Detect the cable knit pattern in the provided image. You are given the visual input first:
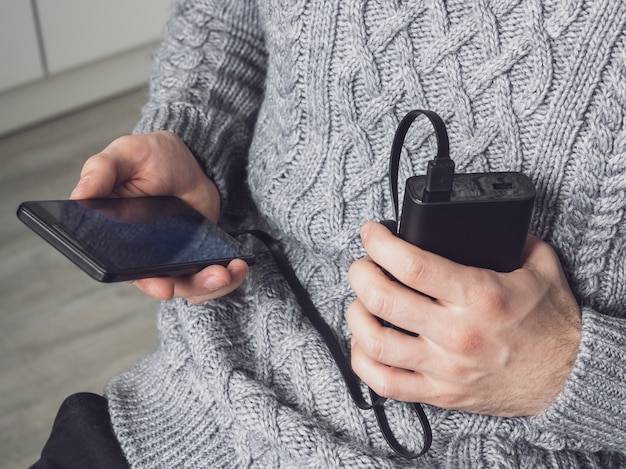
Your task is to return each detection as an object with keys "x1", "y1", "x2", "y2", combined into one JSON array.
[{"x1": 110, "y1": 0, "x2": 626, "y2": 467}]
